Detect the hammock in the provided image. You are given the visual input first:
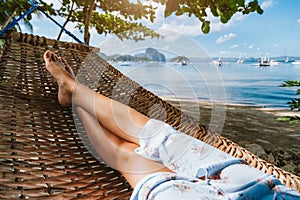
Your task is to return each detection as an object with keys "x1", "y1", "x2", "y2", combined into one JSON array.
[{"x1": 0, "y1": 31, "x2": 299, "y2": 199}]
